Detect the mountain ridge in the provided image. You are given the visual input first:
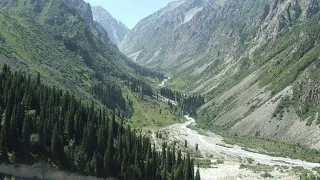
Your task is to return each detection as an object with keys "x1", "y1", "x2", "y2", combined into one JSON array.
[
  {"x1": 120, "y1": 0, "x2": 320, "y2": 147},
  {"x1": 0, "y1": 0, "x2": 164, "y2": 113},
  {"x1": 91, "y1": 5, "x2": 129, "y2": 46}
]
